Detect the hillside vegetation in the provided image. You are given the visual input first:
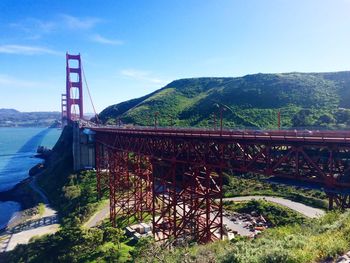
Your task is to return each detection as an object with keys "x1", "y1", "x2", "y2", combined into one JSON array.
[
  {"x1": 134, "y1": 212, "x2": 350, "y2": 263},
  {"x1": 99, "y1": 71, "x2": 350, "y2": 129}
]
